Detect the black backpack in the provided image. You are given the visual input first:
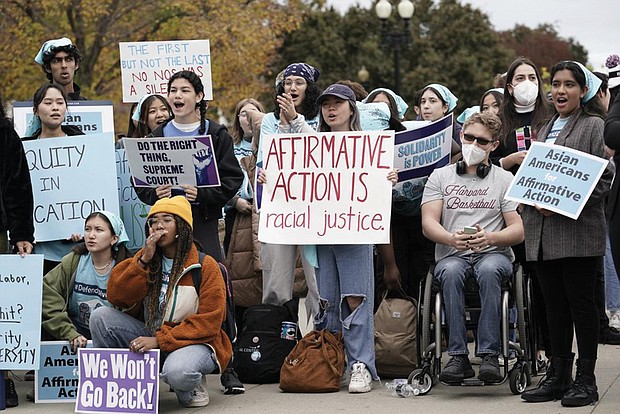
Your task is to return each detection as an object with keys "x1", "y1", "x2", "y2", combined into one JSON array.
[
  {"x1": 233, "y1": 299, "x2": 300, "y2": 384},
  {"x1": 191, "y1": 252, "x2": 237, "y2": 344}
]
